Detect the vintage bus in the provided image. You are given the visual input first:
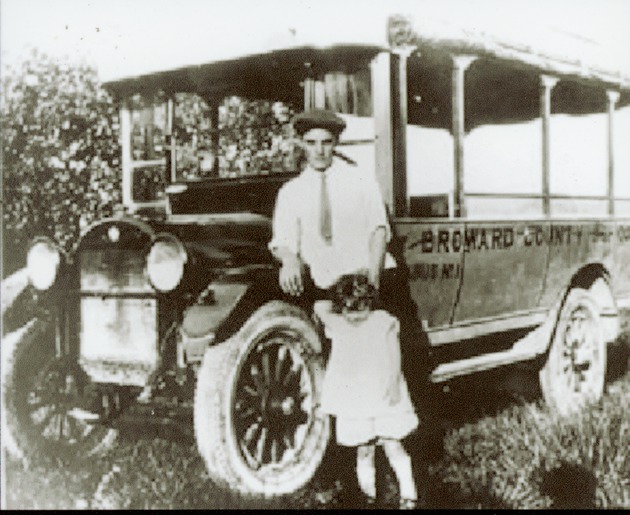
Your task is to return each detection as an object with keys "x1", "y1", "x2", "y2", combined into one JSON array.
[{"x1": 3, "y1": 12, "x2": 630, "y2": 497}]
